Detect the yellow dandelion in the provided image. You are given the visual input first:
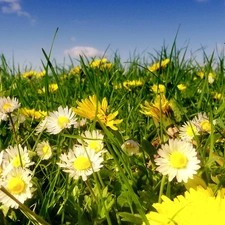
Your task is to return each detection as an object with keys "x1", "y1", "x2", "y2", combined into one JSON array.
[
  {"x1": 69, "y1": 66, "x2": 81, "y2": 76},
  {"x1": 140, "y1": 95, "x2": 172, "y2": 125},
  {"x1": 72, "y1": 95, "x2": 123, "y2": 130},
  {"x1": 22, "y1": 70, "x2": 38, "y2": 79},
  {"x1": 197, "y1": 71, "x2": 205, "y2": 79},
  {"x1": 36, "y1": 70, "x2": 46, "y2": 78},
  {"x1": 89, "y1": 58, "x2": 108, "y2": 68},
  {"x1": 19, "y1": 108, "x2": 47, "y2": 120},
  {"x1": 177, "y1": 84, "x2": 187, "y2": 91},
  {"x1": 38, "y1": 83, "x2": 58, "y2": 94},
  {"x1": 143, "y1": 186, "x2": 225, "y2": 225},
  {"x1": 151, "y1": 84, "x2": 166, "y2": 94},
  {"x1": 213, "y1": 92, "x2": 222, "y2": 99},
  {"x1": 148, "y1": 58, "x2": 170, "y2": 72},
  {"x1": 123, "y1": 80, "x2": 144, "y2": 90}
]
